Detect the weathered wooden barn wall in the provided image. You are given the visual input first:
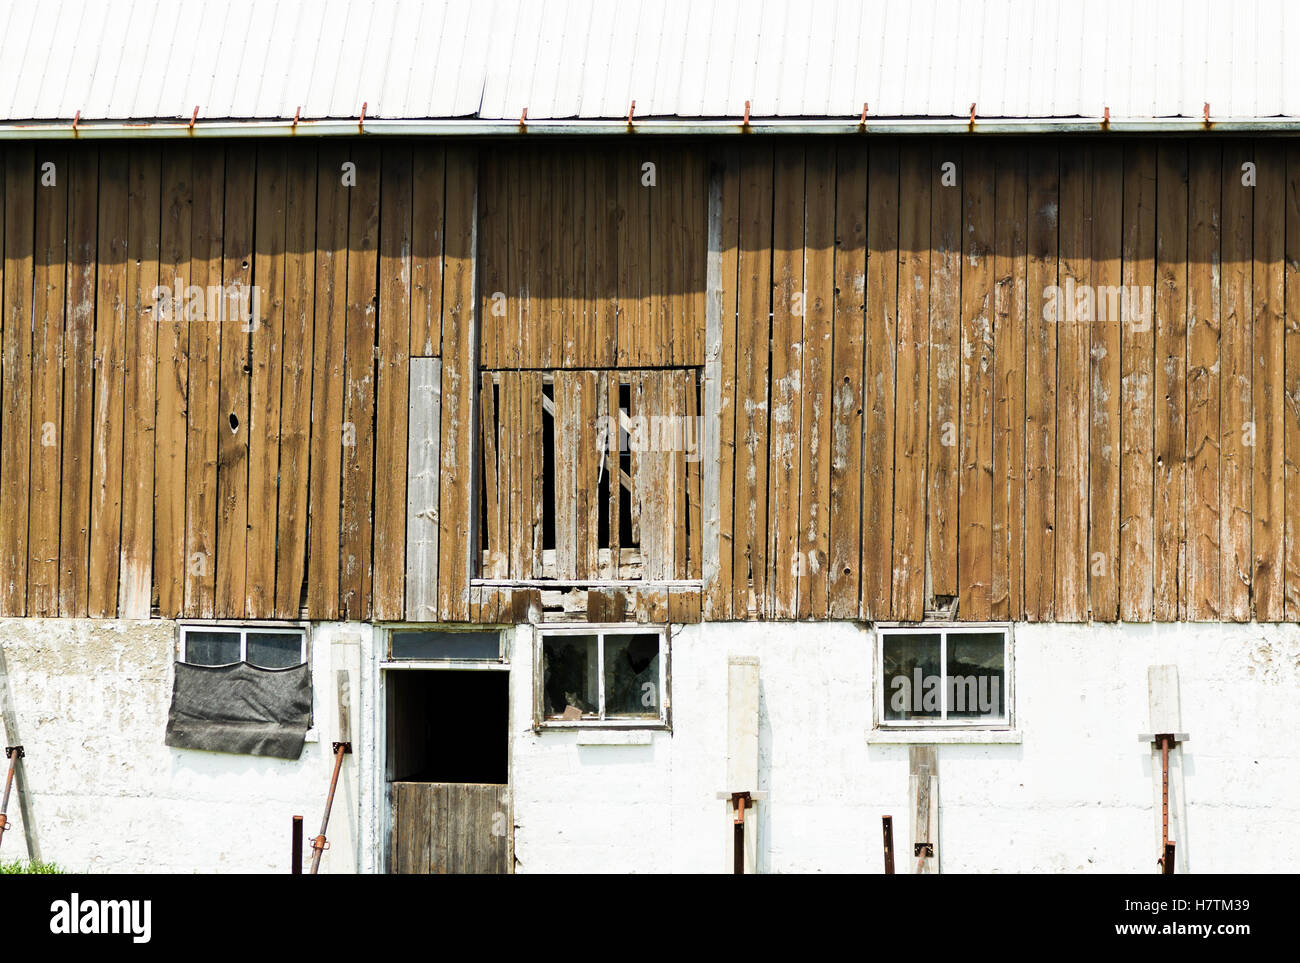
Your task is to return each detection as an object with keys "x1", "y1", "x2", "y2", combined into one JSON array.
[{"x1": 0, "y1": 137, "x2": 1294, "y2": 624}]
